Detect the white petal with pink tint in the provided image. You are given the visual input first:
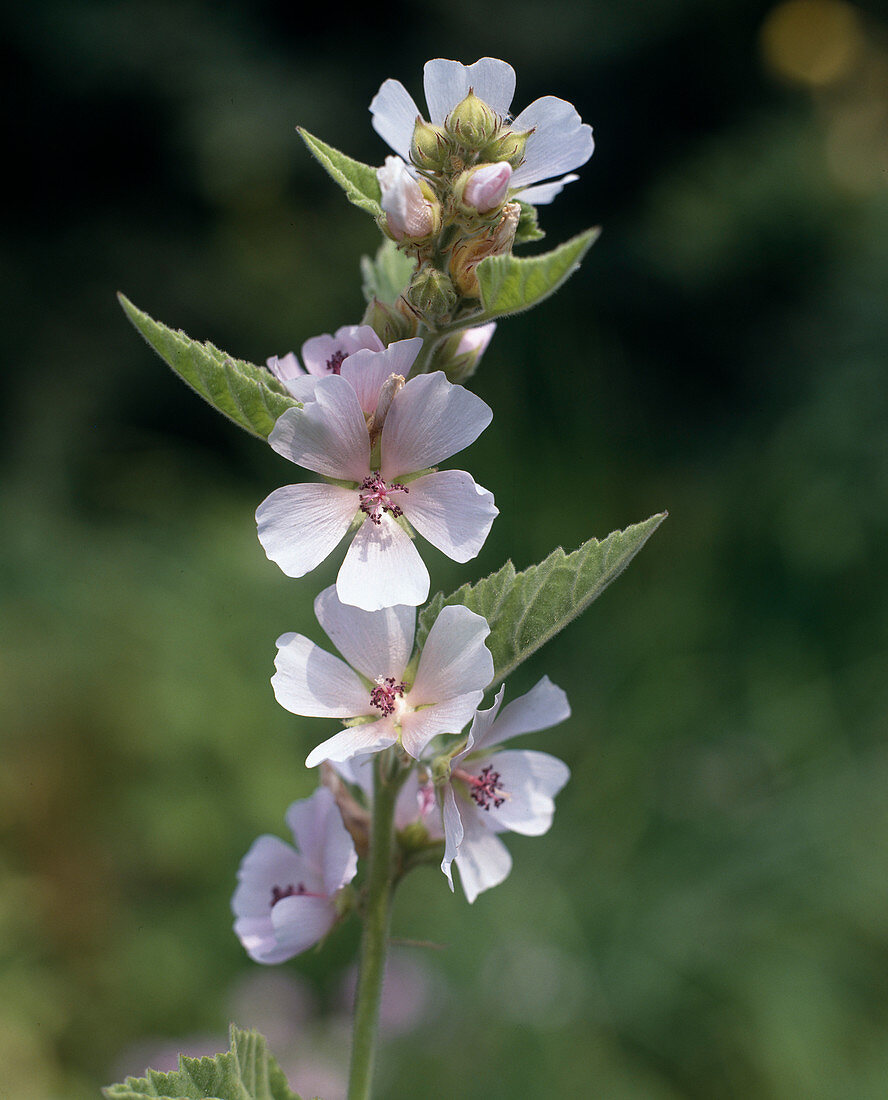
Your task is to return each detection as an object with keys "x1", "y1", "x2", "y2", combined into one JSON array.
[
  {"x1": 340, "y1": 338, "x2": 422, "y2": 416},
  {"x1": 302, "y1": 325, "x2": 384, "y2": 376},
  {"x1": 409, "y1": 604, "x2": 493, "y2": 704},
  {"x1": 398, "y1": 691, "x2": 484, "y2": 759},
  {"x1": 423, "y1": 57, "x2": 516, "y2": 123},
  {"x1": 304, "y1": 717, "x2": 398, "y2": 769},
  {"x1": 510, "y1": 96, "x2": 595, "y2": 191},
  {"x1": 370, "y1": 78, "x2": 420, "y2": 161},
  {"x1": 256, "y1": 483, "x2": 357, "y2": 579},
  {"x1": 337, "y1": 513, "x2": 429, "y2": 612},
  {"x1": 270, "y1": 894, "x2": 338, "y2": 957},
  {"x1": 453, "y1": 809, "x2": 513, "y2": 903},
  {"x1": 314, "y1": 585, "x2": 415, "y2": 684},
  {"x1": 285, "y1": 786, "x2": 360, "y2": 894},
  {"x1": 380, "y1": 372, "x2": 492, "y2": 480},
  {"x1": 269, "y1": 376, "x2": 370, "y2": 482},
  {"x1": 479, "y1": 749, "x2": 570, "y2": 836},
  {"x1": 516, "y1": 174, "x2": 580, "y2": 205},
  {"x1": 401, "y1": 470, "x2": 497, "y2": 563},
  {"x1": 469, "y1": 676, "x2": 570, "y2": 754},
  {"x1": 440, "y1": 783, "x2": 464, "y2": 892},
  {"x1": 273, "y1": 633, "x2": 370, "y2": 718}
]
